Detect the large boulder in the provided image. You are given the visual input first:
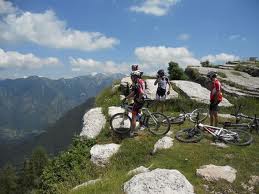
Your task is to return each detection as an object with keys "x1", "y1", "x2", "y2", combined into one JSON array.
[
  {"x1": 90, "y1": 143, "x2": 120, "y2": 166},
  {"x1": 196, "y1": 164, "x2": 237, "y2": 183},
  {"x1": 152, "y1": 136, "x2": 174, "y2": 154},
  {"x1": 120, "y1": 76, "x2": 132, "y2": 96},
  {"x1": 124, "y1": 168, "x2": 194, "y2": 194},
  {"x1": 108, "y1": 106, "x2": 125, "y2": 116},
  {"x1": 171, "y1": 80, "x2": 232, "y2": 107},
  {"x1": 80, "y1": 107, "x2": 106, "y2": 139}
]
